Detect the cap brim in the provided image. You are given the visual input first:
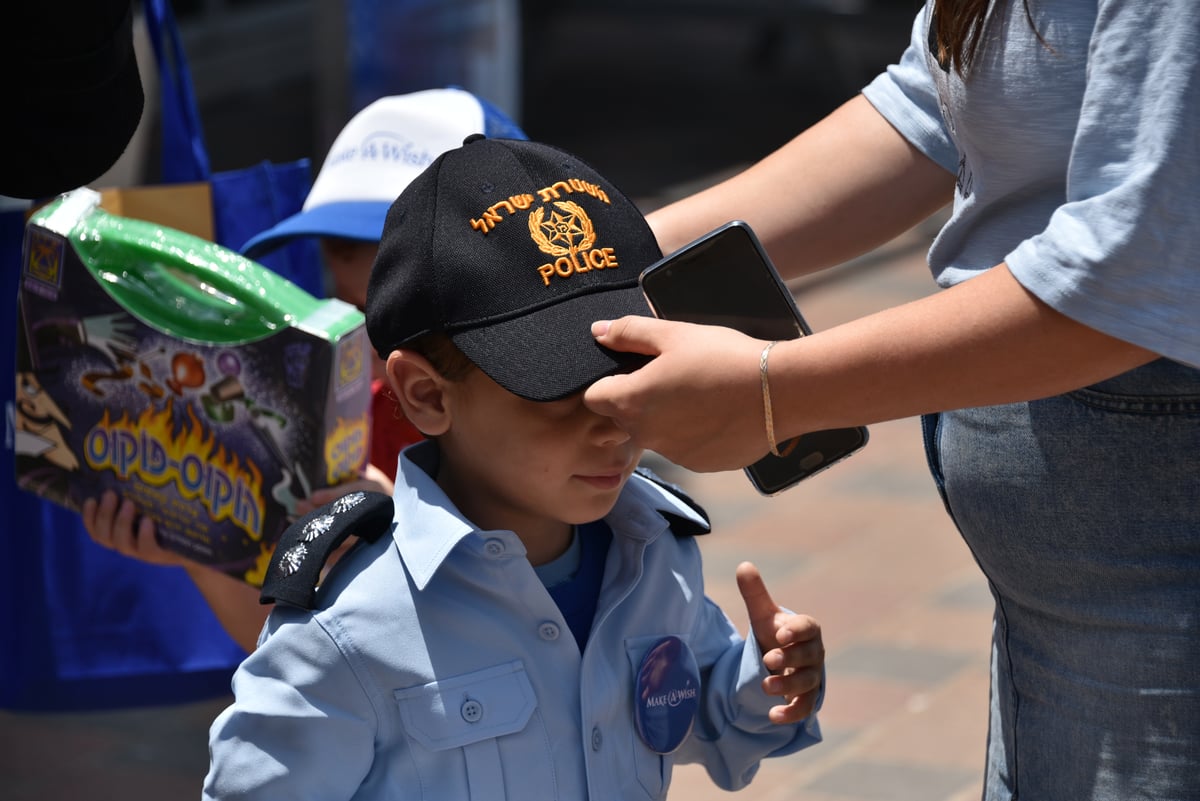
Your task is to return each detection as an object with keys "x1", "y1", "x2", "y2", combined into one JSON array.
[
  {"x1": 240, "y1": 200, "x2": 392, "y2": 258},
  {"x1": 452, "y1": 285, "x2": 653, "y2": 402}
]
